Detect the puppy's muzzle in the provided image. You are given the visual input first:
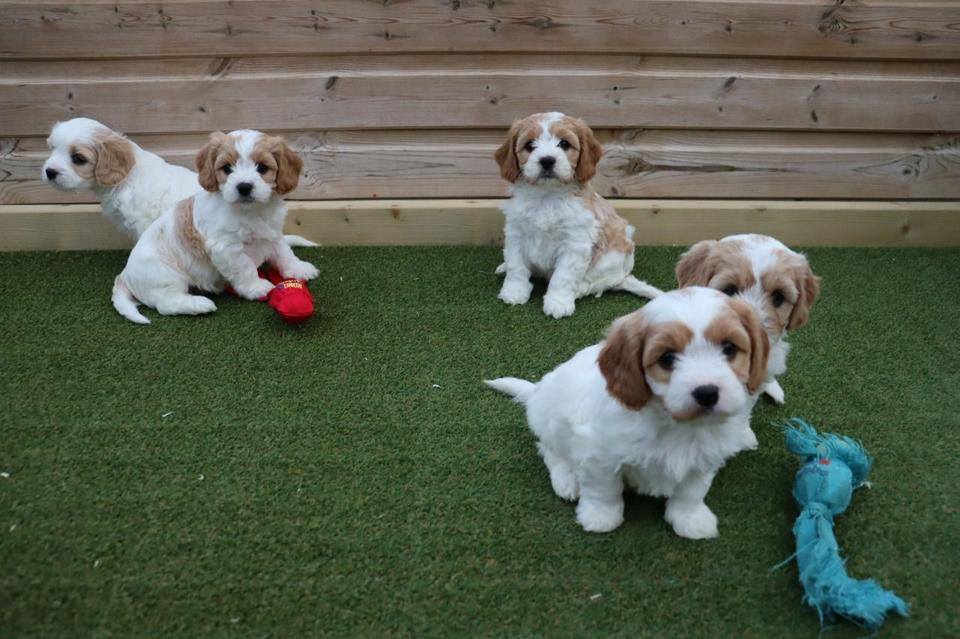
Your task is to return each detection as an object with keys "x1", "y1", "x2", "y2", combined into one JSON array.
[
  {"x1": 538, "y1": 156, "x2": 556, "y2": 178},
  {"x1": 691, "y1": 385, "x2": 720, "y2": 409},
  {"x1": 45, "y1": 168, "x2": 59, "y2": 181}
]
